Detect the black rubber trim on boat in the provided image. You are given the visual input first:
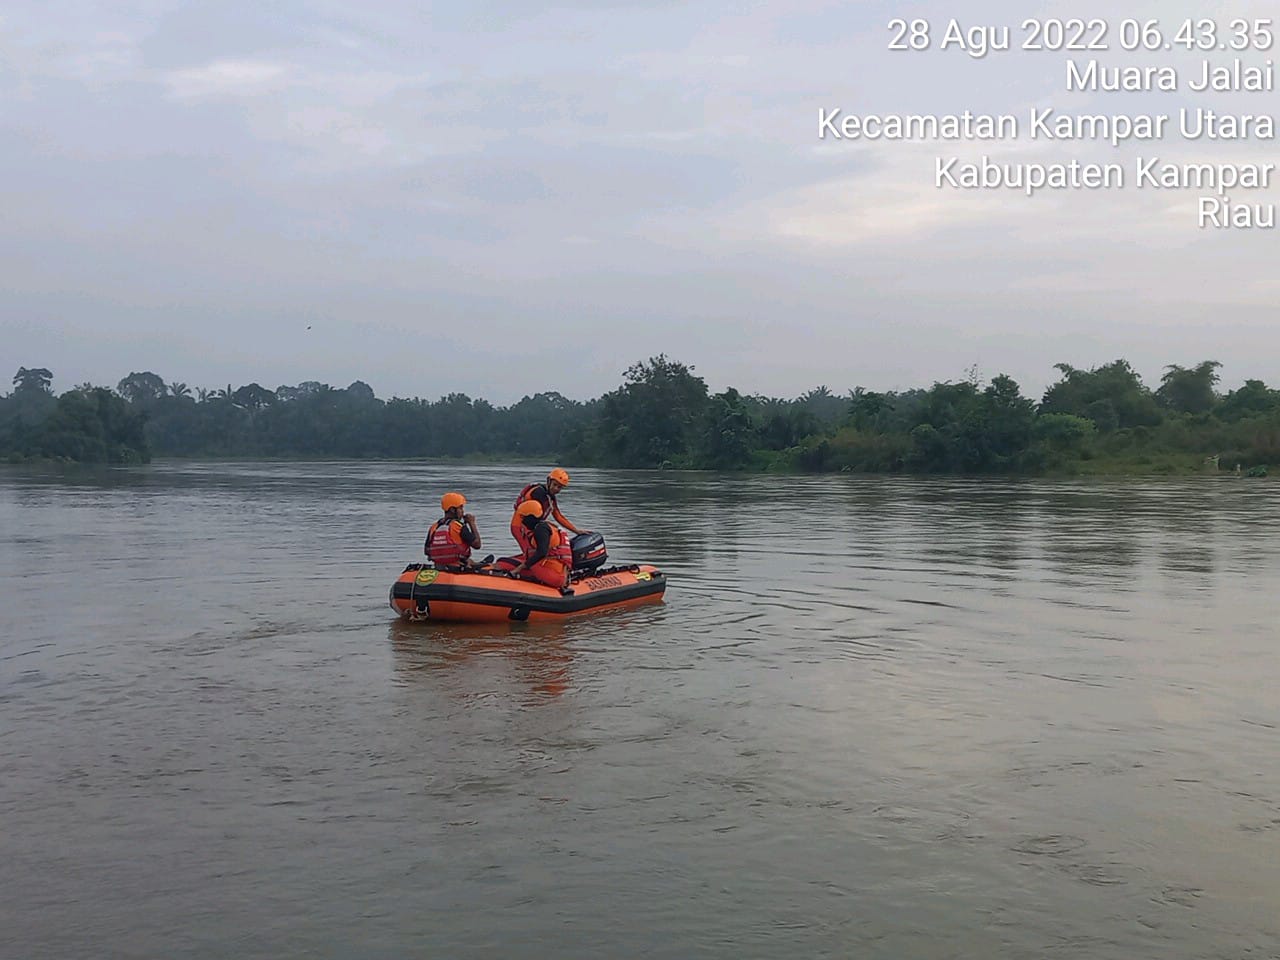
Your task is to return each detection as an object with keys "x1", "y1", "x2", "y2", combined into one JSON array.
[{"x1": 391, "y1": 576, "x2": 665, "y2": 614}]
